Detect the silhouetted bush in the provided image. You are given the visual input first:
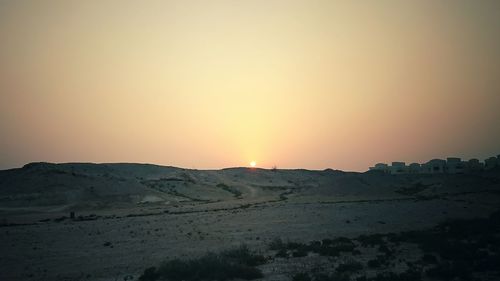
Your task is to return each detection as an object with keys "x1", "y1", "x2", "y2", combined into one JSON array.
[
  {"x1": 359, "y1": 270, "x2": 421, "y2": 281},
  {"x1": 367, "y1": 258, "x2": 382, "y2": 268},
  {"x1": 222, "y1": 245, "x2": 267, "y2": 266},
  {"x1": 269, "y1": 238, "x2": 286, "y2": 250},
  {"x1": 53, "y1": 216, "x2": 67, "y2": 222},
  {"x1": 377, "y1": 244, "x2": 393, "y2": 256},
  {"x1": 367, "y1": 254, "x2": 390, "y2": 269},
  {"x1": 316, "y1": 245, "x2": 341, "y2": 257},
  {"x1": 370, "y1": 272, "x2": 402, "y2": 281},
  {"x1": 138, "y1": 245, "x2": 265, "y2": 281},
  {"x1": 474, "y1": 253, "x2": 500, "y2": 272},
  {"x1": 420, "y1": 253, "x2": 438, "y2": 264},
  {"x1": 292, "y1": 272, "x2": 311, "y2": 281},
  {"x1": 336, "y1": 259, "x2": 363, "y2": 273},
  {"x1": 321, "y1": 238, "x2": 334, "y2": 246},
  {"x1": 287, "y1": 241, "x2": 306, "y2": 250},
  {"x1": 312, "y1": 237, "x2": 357, "y2": 257},
  {"x1": 426, "y1": 260, "x2": 472, "y2": 281},
  {"x1": 398, "y1": 268, "x2": 422, "y2": 281},
  {"x1": 292, "y1": 248, "x2": 308, "y2": 257},
  {"x1": 139, "y1": 267, "x2": 160, "y2": 281},
  {"x1": 334, "y1": 237, "x2": 353, "y2": 244},
  {"x1": 313, "y1": 272, "x2": 350, "y2": 281},
  {"x1": 275, "y1": 248, "x2": 289, "y2": 258},
  {"x1": 331, "y1": 237, "x2": 356, "y2": 252},
  {"x1": 308, "y1": 240, "x2": 322, "y2": 252},
  {"x1": 356, "y1": 234, "x2": 385, "y2": 247}
]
